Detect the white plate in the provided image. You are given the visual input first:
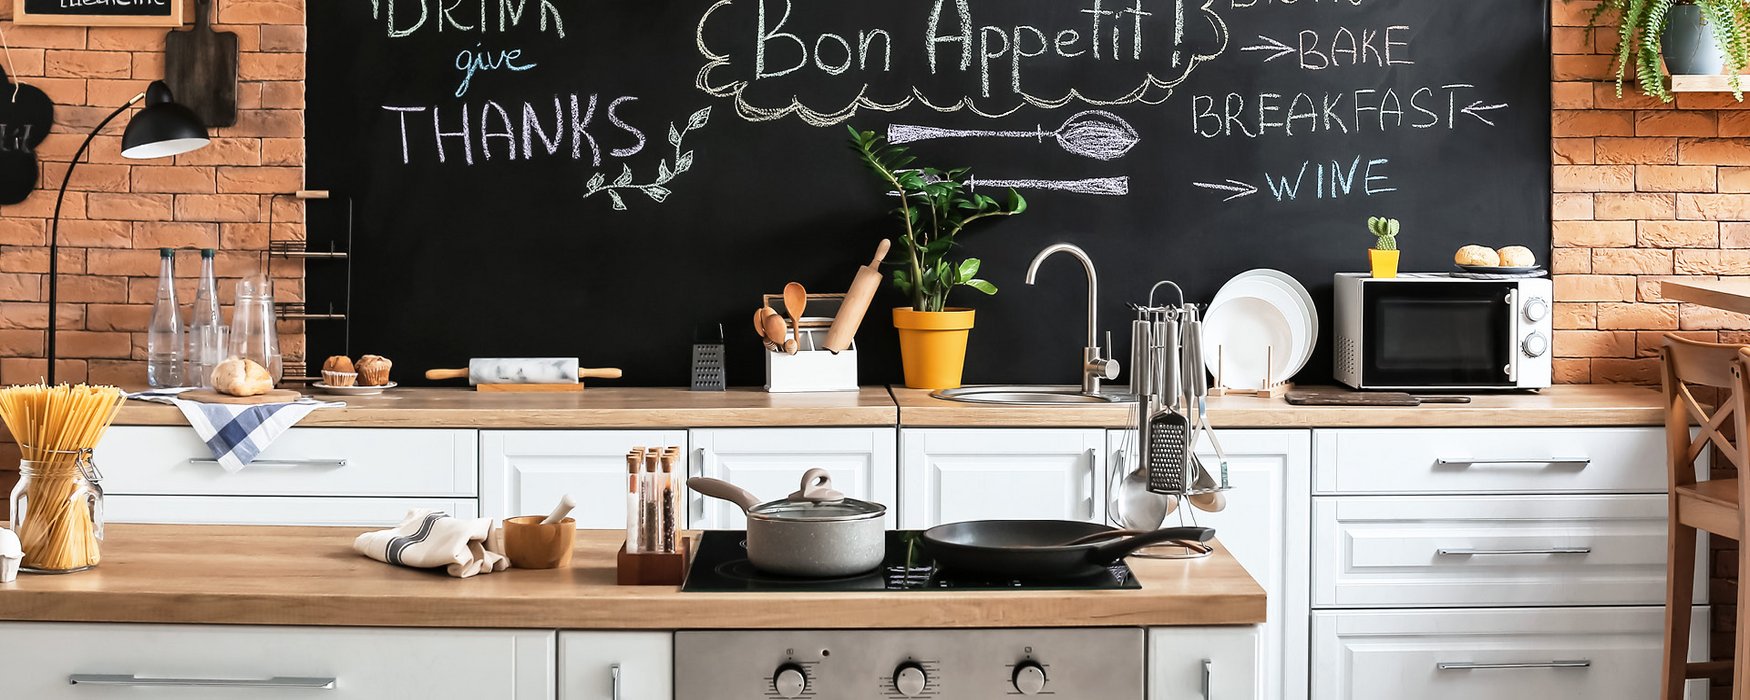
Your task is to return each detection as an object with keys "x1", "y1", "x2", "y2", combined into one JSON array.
[
  {"x1": 1237, "y1": 268, "x2": 1318, "y2": 353},
  {"x1": 1201, "y1": 296, "x2": 1296, "y2": 390},
  {"x1": 312, "y1": 381, "x2": 396, "y2": 396},
  {"x1": 1235, "y1": 272, "x2": 1317, "y2": 376}
]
